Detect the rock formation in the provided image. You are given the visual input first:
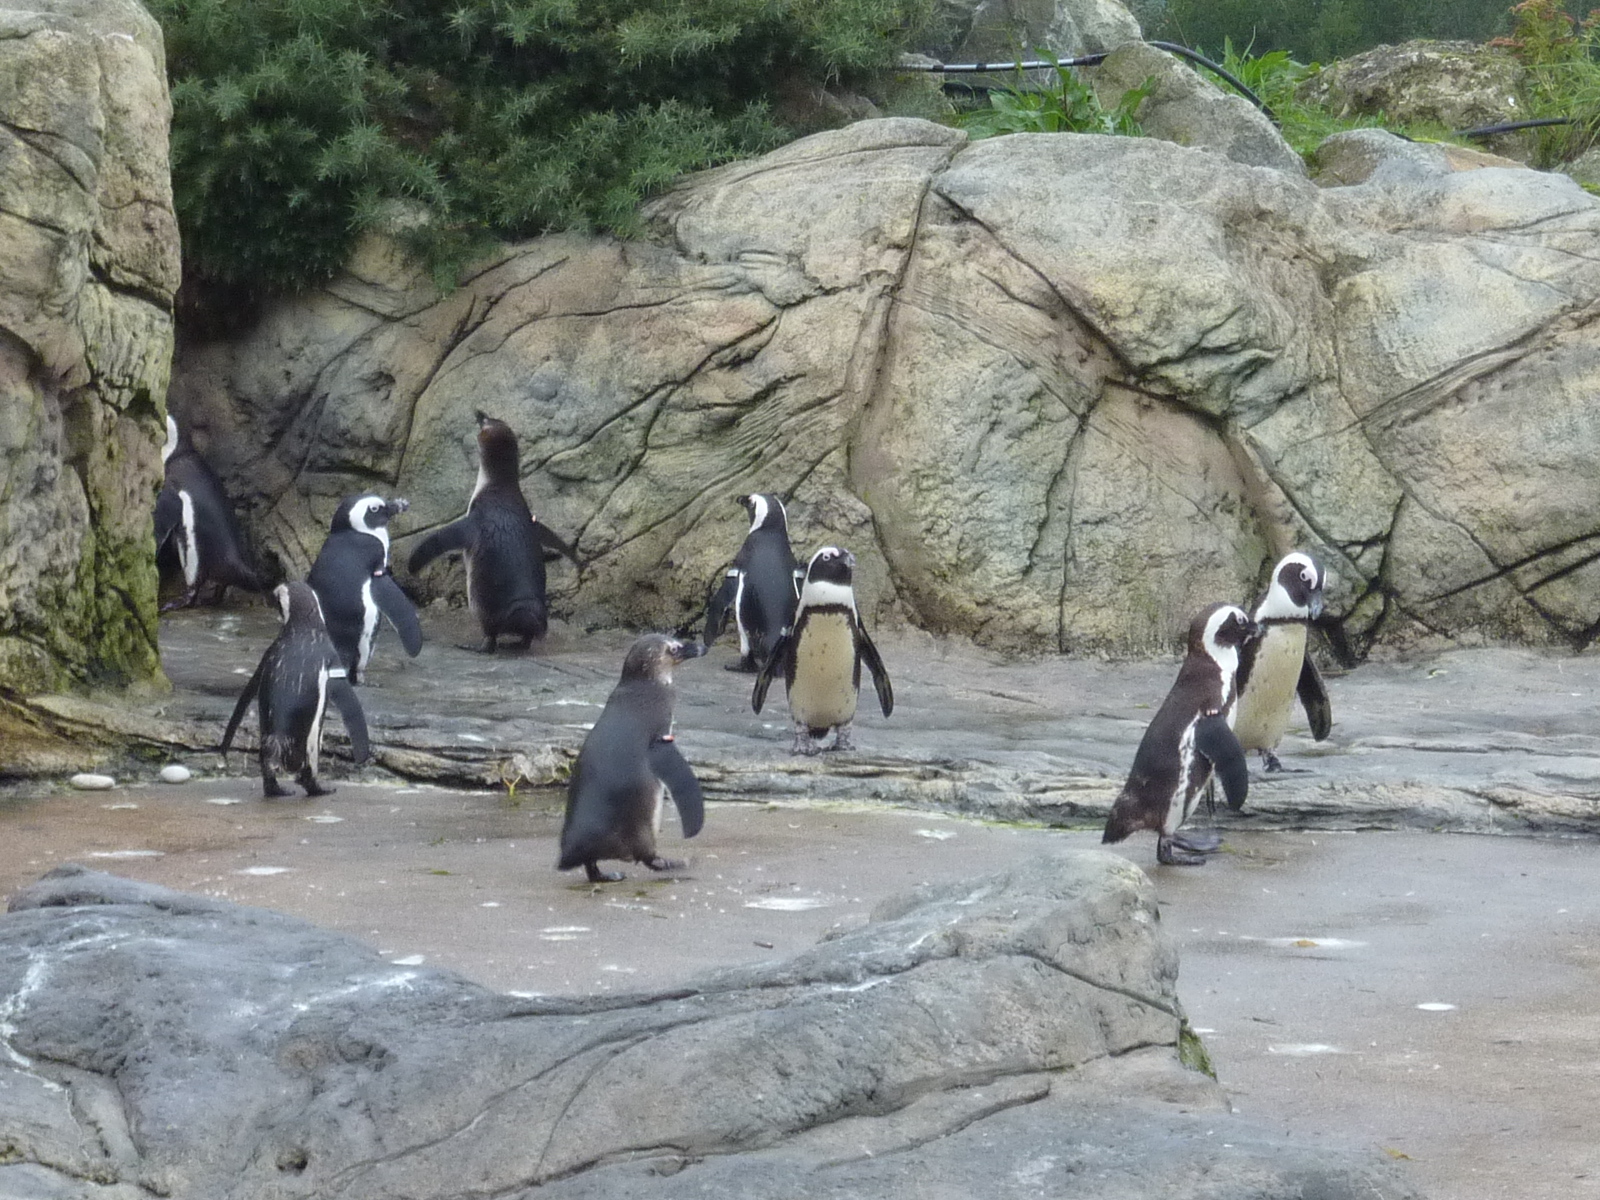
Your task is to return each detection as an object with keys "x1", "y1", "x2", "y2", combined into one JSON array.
[
  {"x1": 0, "y1": 0, "x2": 177, "y2": 701},
  {"x1": 172, "y1": 111, "x2": 1600, "y2": 660},
  {"x1": 921, "y1": 0, "x2": 1142, "y2": 64},
  {"x1": 0, "y1": 861, "x2": 1417, "y2": 1199}
]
